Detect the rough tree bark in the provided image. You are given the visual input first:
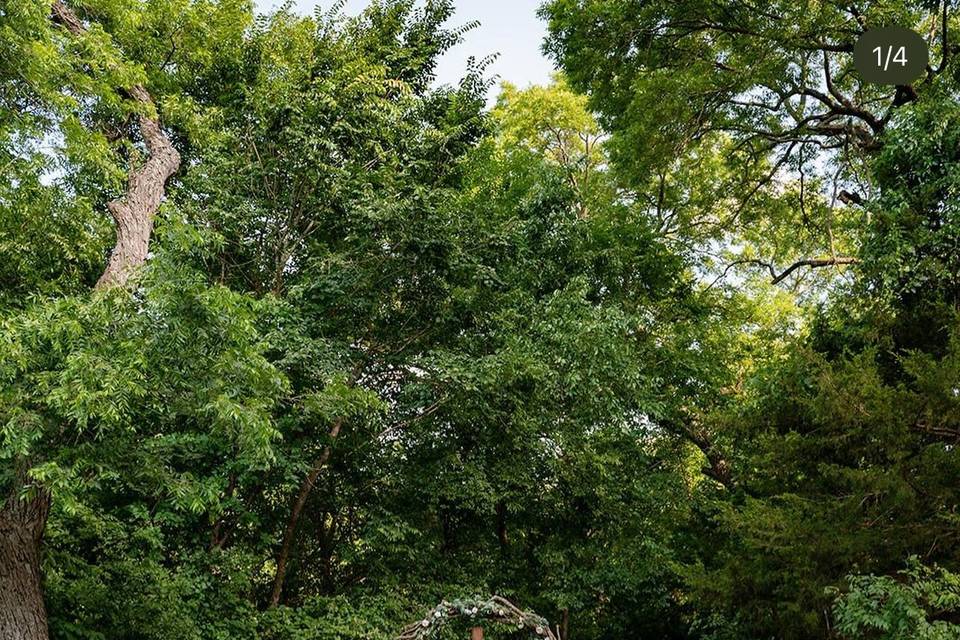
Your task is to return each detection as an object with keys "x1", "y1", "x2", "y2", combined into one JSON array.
[
  {"x1": 0, "y1": 484, "x2": 51, "y2": 640},
  {"x1": 0, "y1": 4, "x2": 181, "y2": 639},
  {"x1": 95, "y1": 89, "x2": 181, "y2": 289},
  {"x1": 51, "y1": 0, "x2": 182, "y2": 291}
]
